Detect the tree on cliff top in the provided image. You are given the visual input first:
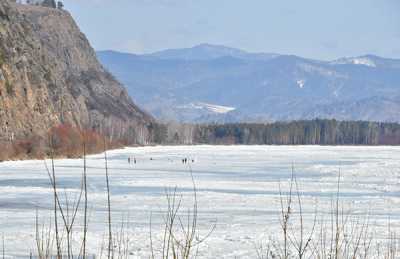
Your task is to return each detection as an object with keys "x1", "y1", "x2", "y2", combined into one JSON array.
[
  {"x1": 57, "y1": 1, "x2": 63, "y2": 9},
  {"x1": 41, "y1": 0, "x2": 56, "y2": 8}
]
